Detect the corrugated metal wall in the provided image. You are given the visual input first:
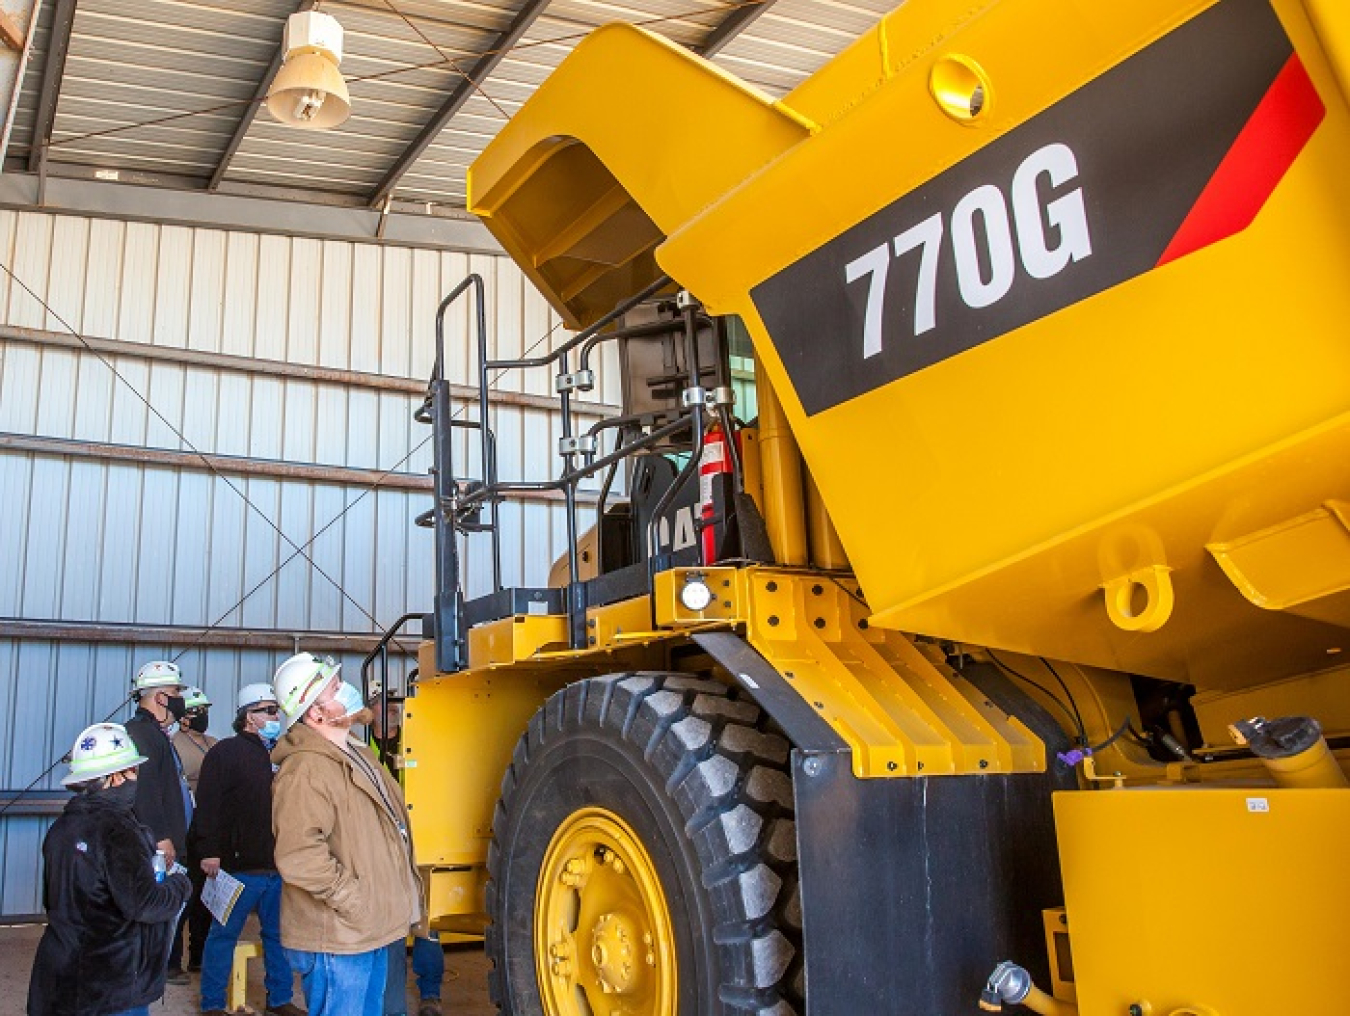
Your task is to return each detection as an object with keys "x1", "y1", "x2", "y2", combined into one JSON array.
[{"x1": 0, "y1": 210, "x2": 614, "y2": 916}]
